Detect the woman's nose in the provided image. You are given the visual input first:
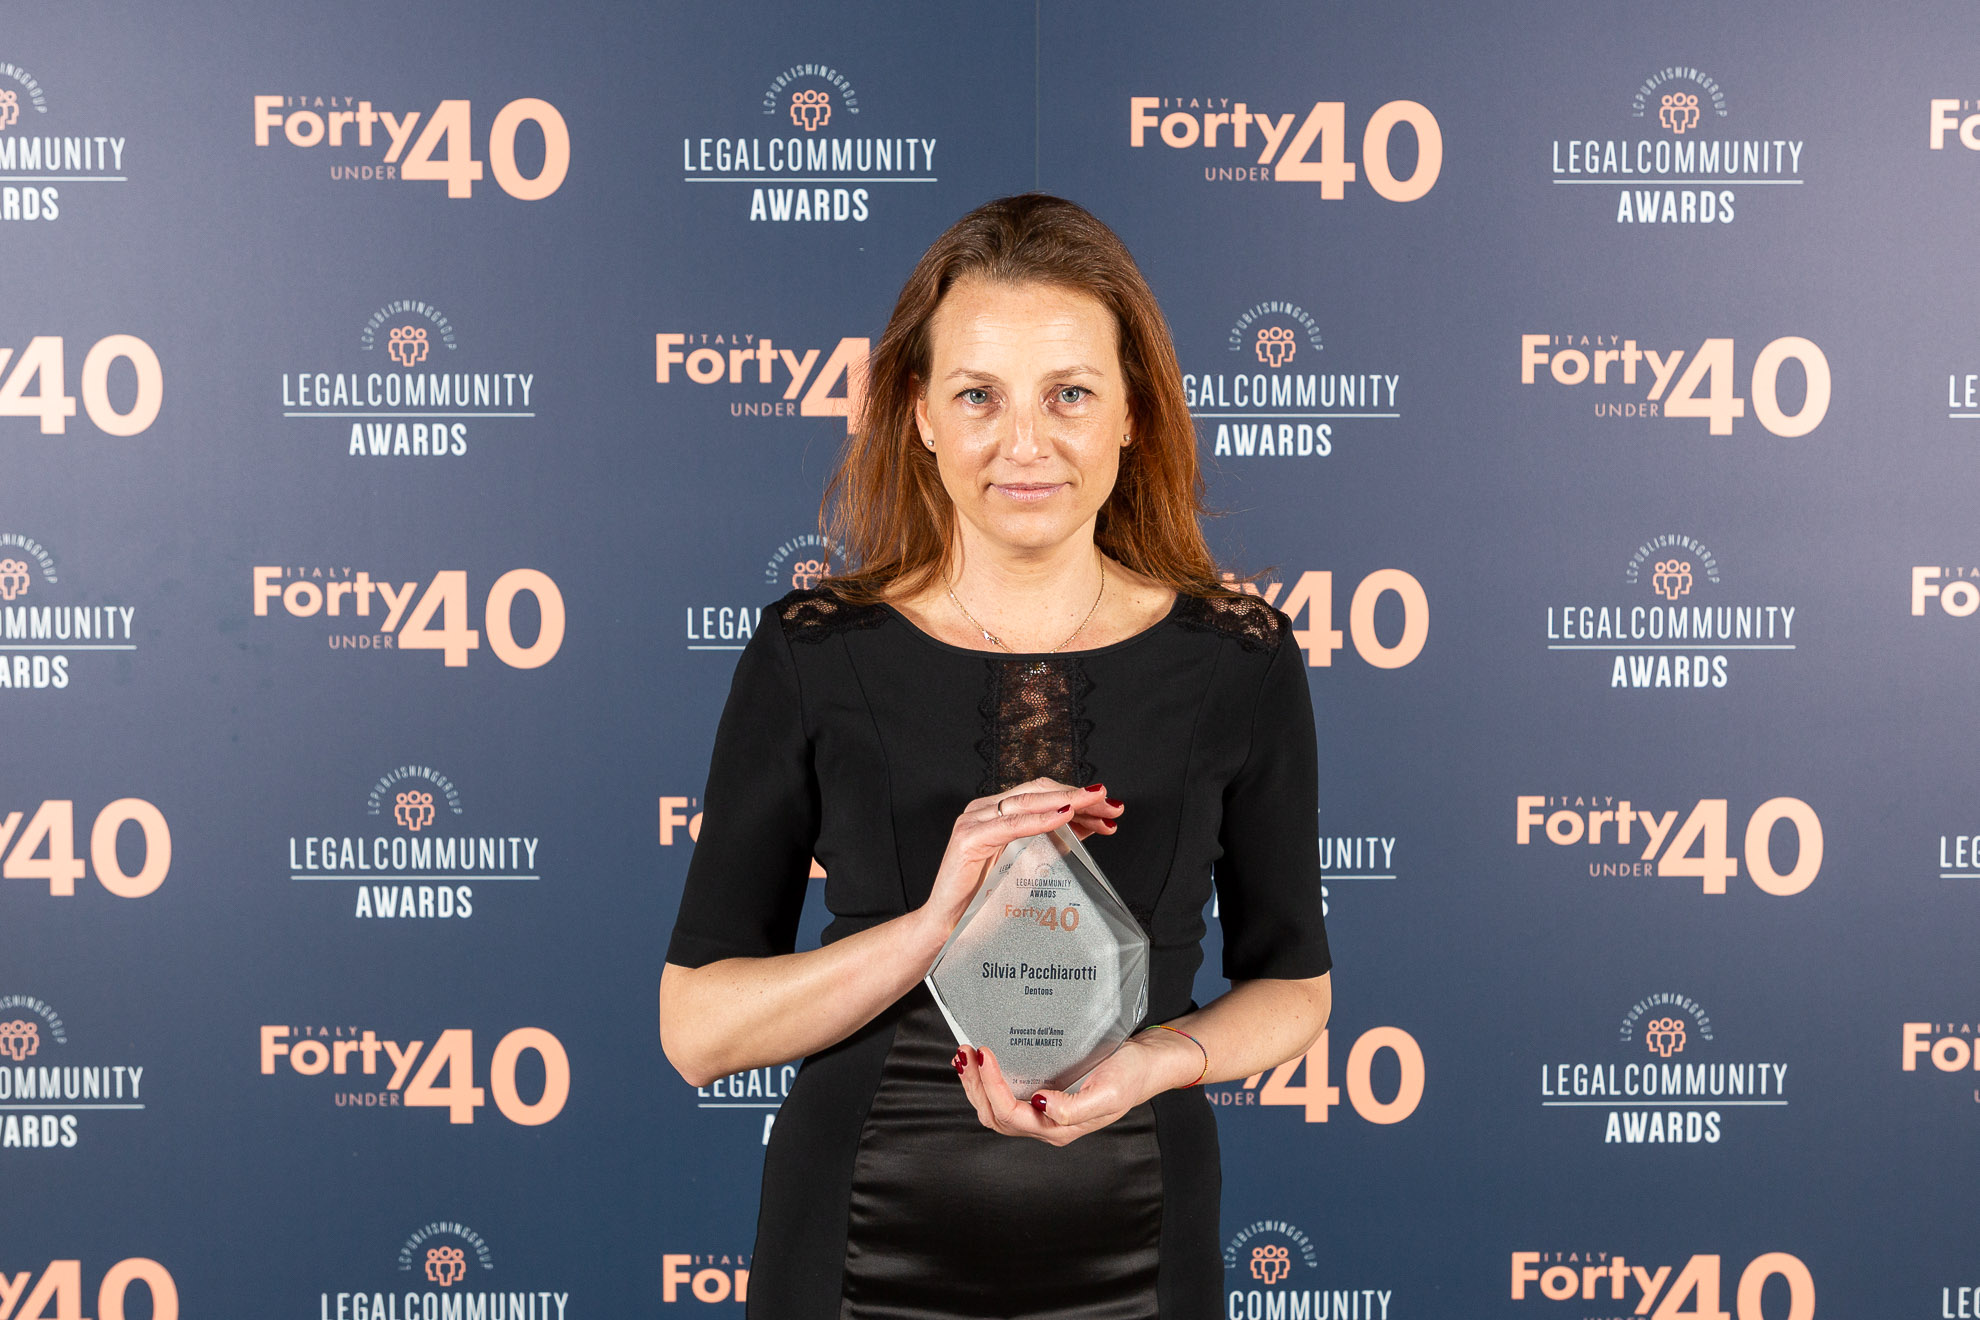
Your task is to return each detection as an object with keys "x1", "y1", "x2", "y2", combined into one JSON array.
[{"x1": 1002, "y1": 406, "x2": 1045, "y2": 460}]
